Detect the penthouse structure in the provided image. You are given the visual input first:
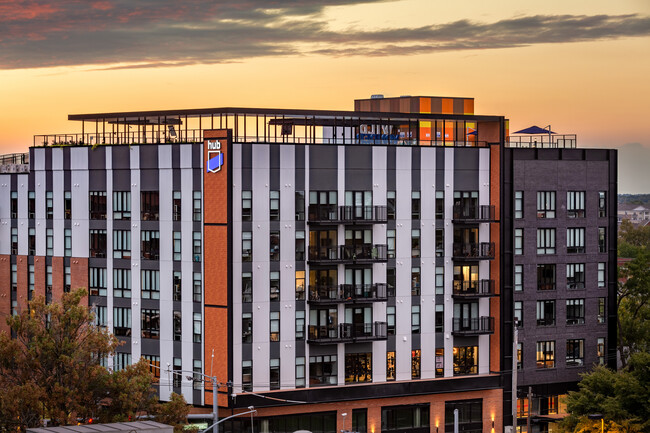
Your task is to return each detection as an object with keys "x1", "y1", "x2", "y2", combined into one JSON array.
[{"x1": 0, "y1": 95, "x2": 616, "y2": 433}]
